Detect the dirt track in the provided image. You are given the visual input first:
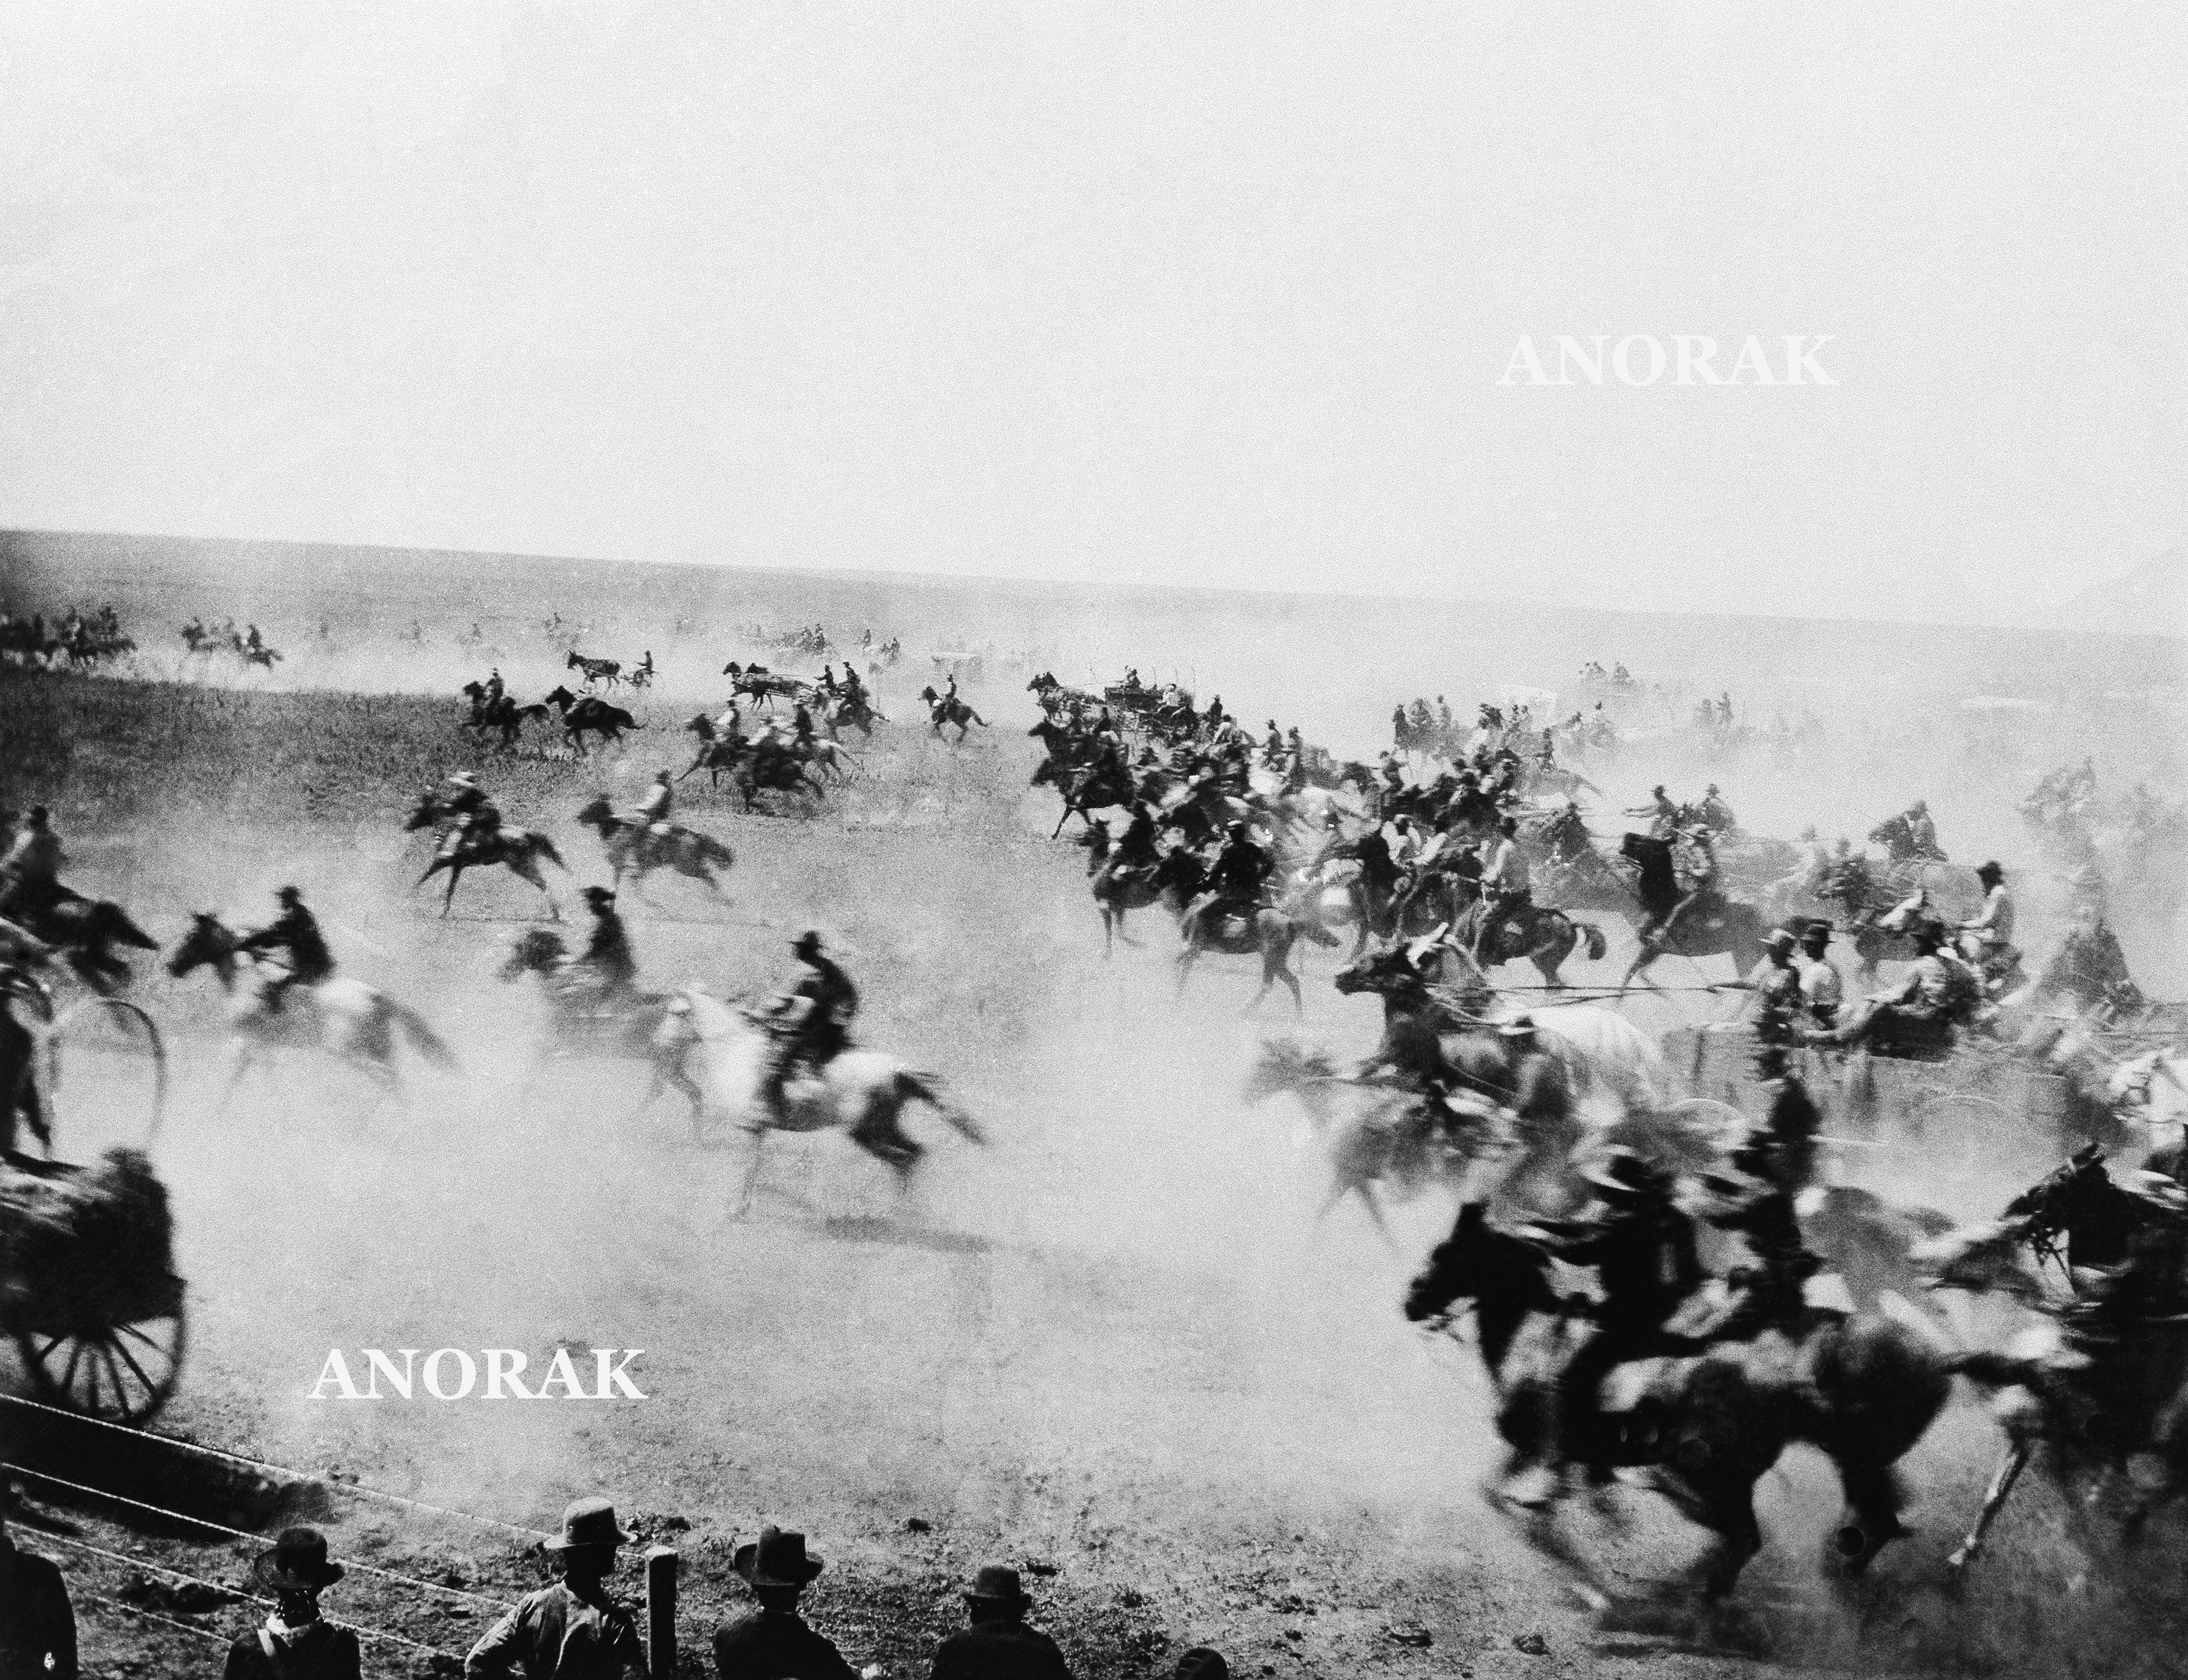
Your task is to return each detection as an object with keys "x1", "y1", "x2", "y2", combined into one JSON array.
[{"x1": 3, "y1": 631, "x2": 2186, "y2": 1677}]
